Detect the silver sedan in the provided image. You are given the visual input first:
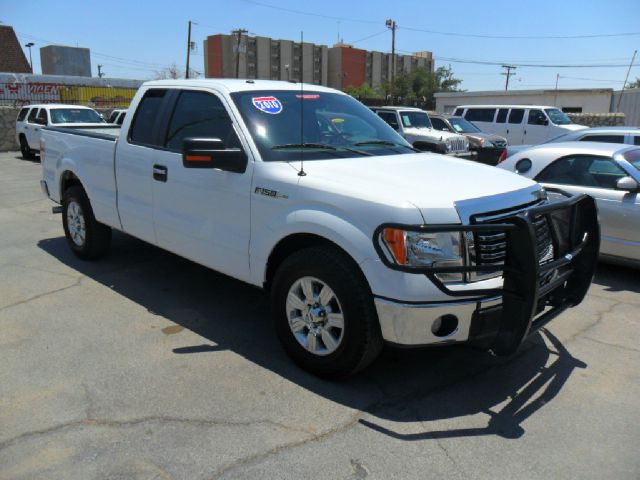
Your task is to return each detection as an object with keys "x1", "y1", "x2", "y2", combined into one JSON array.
[{"x1": 498, "y1": 141, "x2": 640, "y2": 266}]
